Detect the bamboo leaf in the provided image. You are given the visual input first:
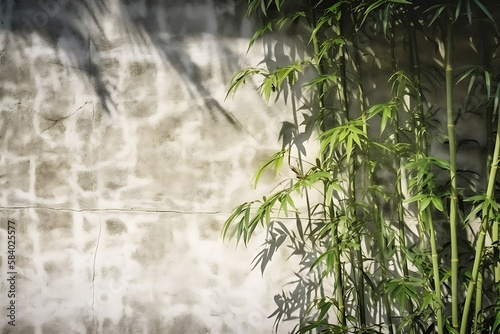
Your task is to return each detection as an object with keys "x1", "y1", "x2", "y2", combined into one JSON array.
[
  {"x1": 464, "y1": 203, "x2": 484, "y2": 224},
  {"x1": 432, "y1": 196, "x2": 444, "y2": 212},
  {"x1": 310, "y1": 15, "x2": 332, "y2": 44},
  {"x1": 306, "y1": 74, "x2": 340, "y2": 90},
  {"x1": 274, "y1": 0, "x2": 282, "y2": 11},
  {"x1": 380, "y1": 106, "x2": 391, "y2": 133},
  {"x1": 465, "y1": 0, "x2": 472, "y2": 23},
  {"x1": 222, "y1": 202, "x2": 247, "y2": 240},
  {"x1": 493, "y1": 307, "x2": 500, "y2": 333},
  {"x1": 421, "y1": 196, "x2": 432, "y2": 212},
  {"x1": 485, "y1": 70, "x2": 491, "y2": 98},
  {"x1": 426, "y1": 5, "x2": 446, "y2": 27},
  {"x1": 467, "y1": 73, "x2": 476, "y2": 96},
  {"x1": 248, "y1": 21, "x2": 273, "y2": 50},
  {"x1": 226, "y1": 67, "x2": 264, "y2": 98},
  {"x1": 404, "y1": 193, "x2": 427, "y2": 204},
  {"x1": 494, "y1": 82, "x2": 500, "y2": 113},
  {"x1": 456, "y1": 65, "x2": 478, "y2": 85},
  {"x1": 472, "y1": 0, "x2": 495, "y2": 22},
  {"x1": 253, "y1": 149, "x2": 287, "y2": 186},
  {"x1": 464, "y1": 194, "x2": 487, "y2": 202},
  {"x1": 346, "y1": 136, "x2": 353, "y2": 160},
  {"x1": 318, "y1": 37, "x2": 345, "y2": 61},
  {"x1": 431, "y1": 157, "x2": 451, "y2": 170}
]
